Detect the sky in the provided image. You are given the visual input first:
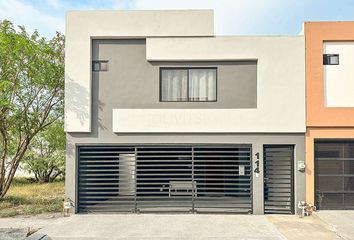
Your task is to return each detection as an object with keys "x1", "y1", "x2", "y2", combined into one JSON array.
[{"x1": 1, "y1": 0, "x2": 354, "y2": 38}]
